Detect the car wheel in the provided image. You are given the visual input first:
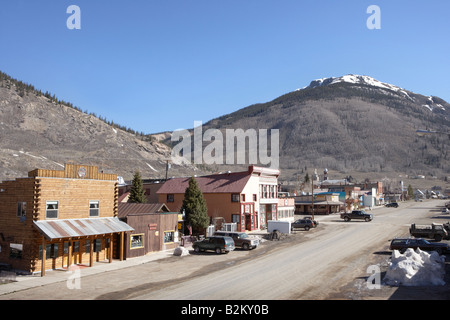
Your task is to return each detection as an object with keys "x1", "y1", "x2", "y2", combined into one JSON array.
[
  {"x1": 344, "y1": 217, "x2": 350, "y2": 222},
  {"x1": 193, "y1": 246, "x2": 200, "y2": 253},
  {"x1": 436, "y1": 248, "x2": 443, "y2": 255},
  {"x1": 434, "y1": 235, "x2": 442, "y2": 242},
  {"x1": 215, "y1": 247, "x2": 222, "y2": 254},
  {"x1": 242, "y1": 243, "x2": 249, "y2": 250},
  {"x1": 365, "y1": 217, "x2": 370, "y2": 222},
  {"x1": 304, "y1": 226, "x2": 310, "y2": 231}
]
